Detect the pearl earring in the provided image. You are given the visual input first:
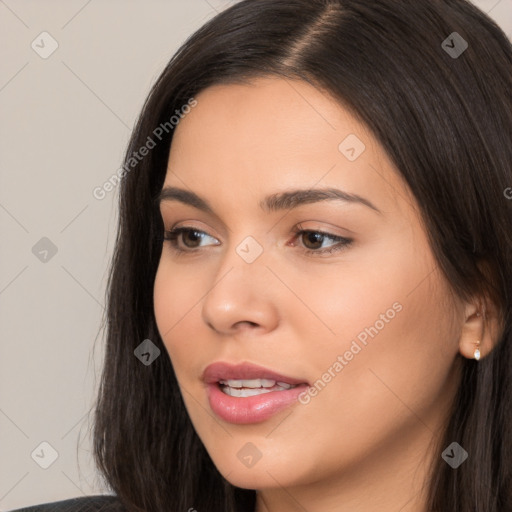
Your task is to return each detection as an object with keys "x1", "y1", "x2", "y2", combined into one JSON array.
[
  {"x1": 474, "y1": 341, "x2": 481, "y2": 361},
  {"x1": 473, "y1": 311, "x2": 482, "y2": 360}
]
